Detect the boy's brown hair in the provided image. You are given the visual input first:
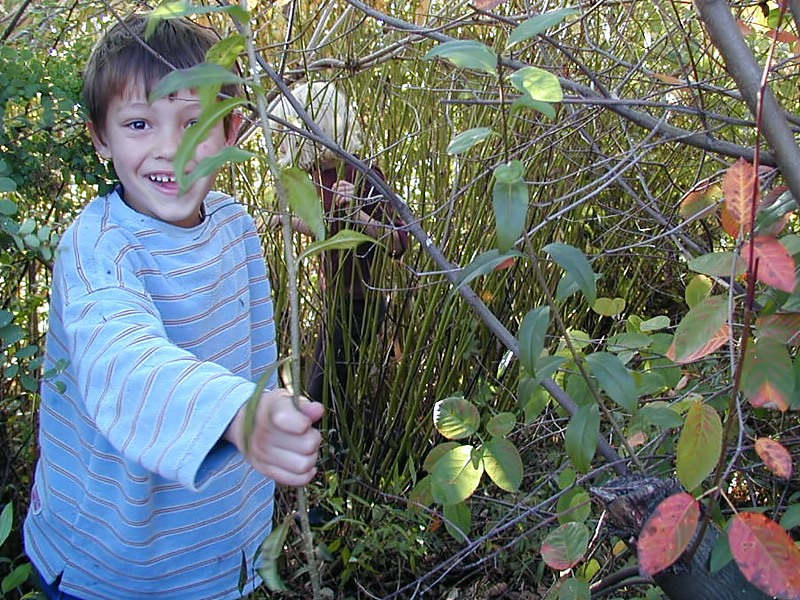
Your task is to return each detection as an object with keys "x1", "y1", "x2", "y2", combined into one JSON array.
[{"x1": 83, "y1": 13, "x2": 241, "y2": 136}]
